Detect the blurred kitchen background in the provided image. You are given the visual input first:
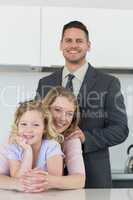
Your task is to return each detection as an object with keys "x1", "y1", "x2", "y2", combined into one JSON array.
[{"x1": 0, "y1": 1, "x2": 133, "y2": 187}]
